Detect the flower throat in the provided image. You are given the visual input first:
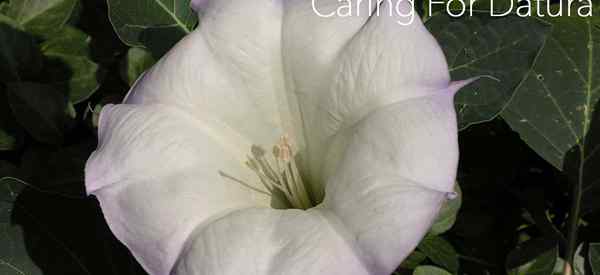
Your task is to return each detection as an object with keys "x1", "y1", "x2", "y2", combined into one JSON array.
[{"x1": 219, "y1": 136, "x2": 315, "y2": 210}]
